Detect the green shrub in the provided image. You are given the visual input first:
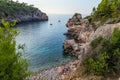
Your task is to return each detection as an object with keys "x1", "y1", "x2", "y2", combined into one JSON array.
[
  {"x1": 90, "y1": 36, "x2": 104, "y2": 48},
  {"x1": 0, "y1": 20, "x2": 29, "y2": 80},
  {"x1": 83, "y1": 28, "x2": 120, "y2": 75},
  {"x1": 84, "y1": 52, "x2": 109, "y2": 75}
]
